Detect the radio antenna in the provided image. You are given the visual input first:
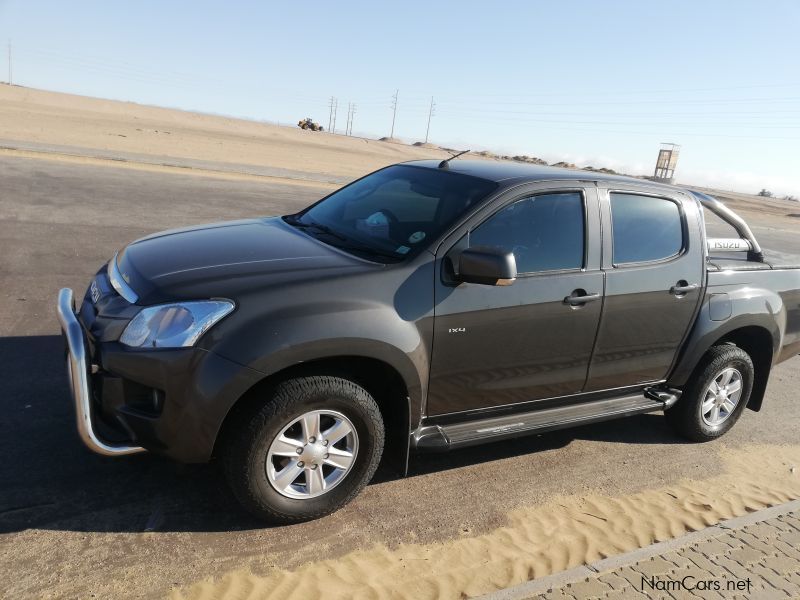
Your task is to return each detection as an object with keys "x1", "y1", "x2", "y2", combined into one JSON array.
[{"x1": 438, "y1": 149, "x2": 470, "y2": 169}]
